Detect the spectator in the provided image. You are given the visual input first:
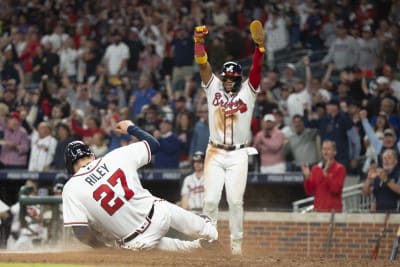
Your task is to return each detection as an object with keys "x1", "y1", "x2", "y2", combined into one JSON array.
[
  {"x1": 175, "y1": 111, "x2": 193, "y2": 168},
  {"x1": 170, "y1": 26, "x2": 194, "y2": 90},
  {"x1": 90, "y1": 132, "x2": 108, "y2": 157},
  {"x1": 0, "y1": 112, "x2": 30, "y2": 169},
  {"x1": 287, "y1": 114, "x2": 319, "y2": 171},
  {"x1": 301, "y1": 140, "x2": 346, "y2": 212},
  {"x1": 264, "y1": 5, "x2": 289, "y2": 68},
  {"x1": 70, "y1": 113, "x2": 105, "y2": 145},
  {"x1": 253, "y1": 114, "x2": 286, "y2": 173},
  {"x1": 321, "y1": 21, "x2": 359, "y2": 71},
  {"x1": 189, "y1": 104, "x2": 209, "y2": 159},
  {"x1": 153, "y1": 118, "x2": 181, "y2": 169},
  {"x1": 51, "y1": 123, "x2": 76, "y2": 170},
  {"x1": 360, "y1": 109, "x2": 400, "y2": 167},
  {"x1": 125, "y1": 27, "x2": 144, "y2": 74},
  {"x1": 59, "y1": 37, "x2": 79, "y2": 82},
  {"x1": 280, "y1": 63, "x2": 300, "y2": 87},
  {"x1": 179, "y1": 151, "x2": 205, "y2": 212},
  {"x1": 366, "y1": 76, "x2": 397, "y2": 118},
  {"x1": 28, "y1": 121, "x2": 57, "y2": 171},
  {"x1": 129, "y1": 72, "x2": 158, "y2": 117},
  {"x1": 357, "y1": 24, "x2": 378, "y2": 77},
  {"x1": 136, "y1": 104, "x2": 160, "y2": 134},
  {"x1": 362, "y1": 149, "x2": 400, "y2": 212},
  {"x1": 304, "y1": 99, "x2": 354, "y2": 168},
  {"x1": 103, "y1": 30, "x2": 129, "y2": 77}
]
